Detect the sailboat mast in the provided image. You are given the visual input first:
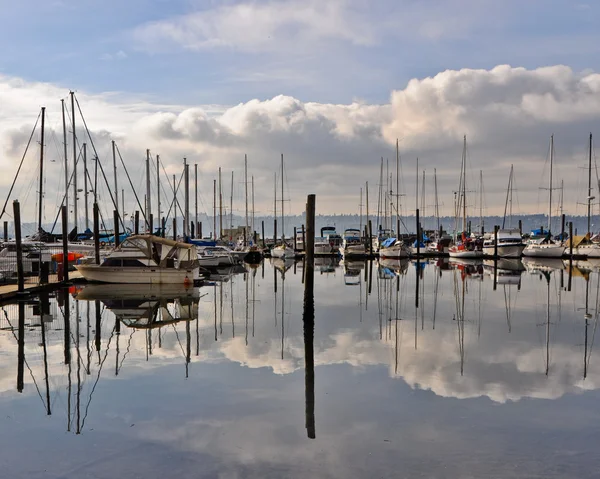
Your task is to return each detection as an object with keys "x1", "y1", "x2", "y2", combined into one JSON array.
[
  {"x1": 421, "y1": 170, "x2": 425, "y2": 224},
  {"x1": 549, "y1": 135, "x2": 553, "y2": 232},
  {"x1": 219, "y1": 167, "x2": 223, "y2": 239},
  {"x1": 274, "y1": 171, "x2": 277, "y2": 243},
  {"x1": 156, "y1": 154, "x2": 161, "y2": 233},
  {"x1": 230, "y1": 171, "x2": 233, "y2": 233},
  {"x1": 434, "y1": 168, "x2": 440, "y2": 232},
  {"x1": 377, "y1": 157, "x2": 383, "y2": 232},
  {"x1": 588, "y1": 133, "x2": 593, "y2": 237},
  {"x1": 396, "y1": 139, "x2": 400, "y2": 235},
  {"x1": 366, "y1": 181, "x2": 370, "y2": 235},
  {"x1": 213, "y1": 179, "x2": 216, "y2": 240},
  {"x1": 462, "y1": 136, "x2": 467, "y2": 233},
  {"x1": 281, "y1": 153, "x2": 284, "y2": 241},
  {"x1": 245, "y1": 155, "x2": 249, "y2": 247},
  {"x1": 195, "y1": 163, "x2": 198, "y2": 236},
  {"x1": 71, "y1": 92, "x2": 77, "y2": 233},
  {"x1": 251, "y1": 175, "x2": 255, "y2": 240},
  {"x1": 145, "y1": 149, "x2": 151, "y2": 232},
  {"x1": 38, "y1": 106, "x2": 45, "y2": 233},
  {"x1": 61, "y1": 100, "x2": 69, "y2": 232},
  {"x1": 112, "y1": 140, "x2": 118, "y2": 224},
  {"x1": 416, "y1": 157, "x2": 419, "y2": 232},
  {"x1": 83, "y1": 144, "x2": 89, "y2": 229},
  {"x1": 479, "y1": 170, "x2": 483, "y2": 235}
]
